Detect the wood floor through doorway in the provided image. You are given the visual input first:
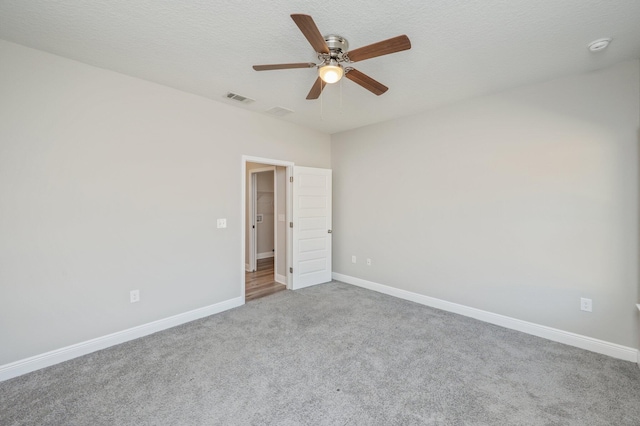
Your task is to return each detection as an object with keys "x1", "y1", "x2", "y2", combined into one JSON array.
[{"x1": 245, "y1": 258, "x2": 286, "y2": 301}]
